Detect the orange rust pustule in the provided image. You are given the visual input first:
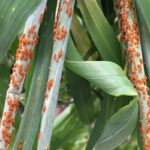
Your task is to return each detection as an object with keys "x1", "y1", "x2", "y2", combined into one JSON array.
[
  {"x1": 63, "y1": 0, "x2": 73, "y2": 17},
  {"x1": 58, "y1": 48, "x2": 63, "y2": 58},
  {"x1": 115, "y1": 0, "x2": 150, "y2": 149},
  {"x1": 53, "y1": 53, "x2": 59, "y2": 62},
  {"x1": 54, "y1": 24, "x2": 67, "y2": 40},
  {"x1": 42, "y1": 103, "x2": 46, "y2": 112},
  {"x1": 38, "y1": 132, "x2": 42, "y2": 140},
  {"x1": 53, "y1": 48, "x2": 63, "y2": 62},
  {"x1": 17, "y1": 139, "x2": 24, "y2": 150},
  {"x1": 45, "y1": 146, "x2": 49, "y2": 150},
  {"x1": 39, "y1": 12, "x2": 44, "y2": 24},
  {"x1": 47, "y1": 79, "x2": 54, "y2": 90},
  {"x1": 44, "y1": 92, "x2": 48, "y2": 98}
]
